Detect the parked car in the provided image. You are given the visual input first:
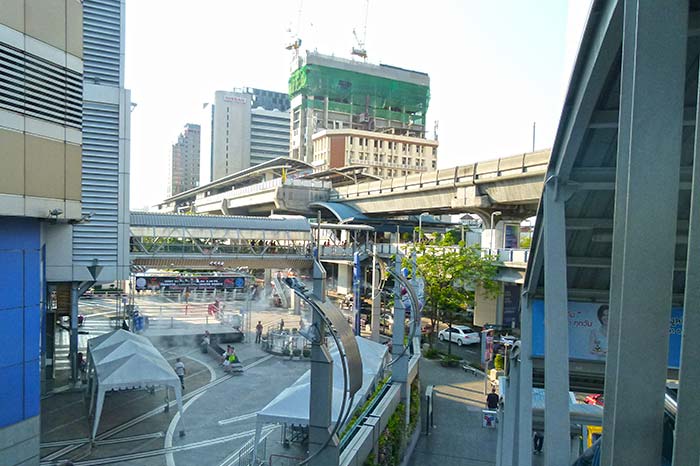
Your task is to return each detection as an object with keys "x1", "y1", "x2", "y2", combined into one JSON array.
[
  {"x1": 584, "y1": 393, "x2": 604, "y2": 406},
  {"x1": 438, "y1": 325, "x2": 480, "y2": 346}
]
